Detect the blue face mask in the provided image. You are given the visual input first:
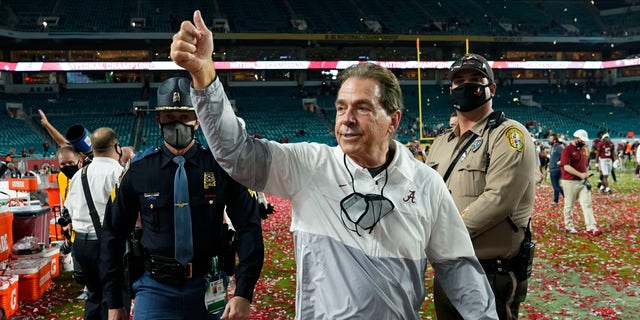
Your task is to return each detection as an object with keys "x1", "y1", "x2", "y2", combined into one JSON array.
[{"x1": 451, "y1": 83, "x2": 492, "y2": 112}]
